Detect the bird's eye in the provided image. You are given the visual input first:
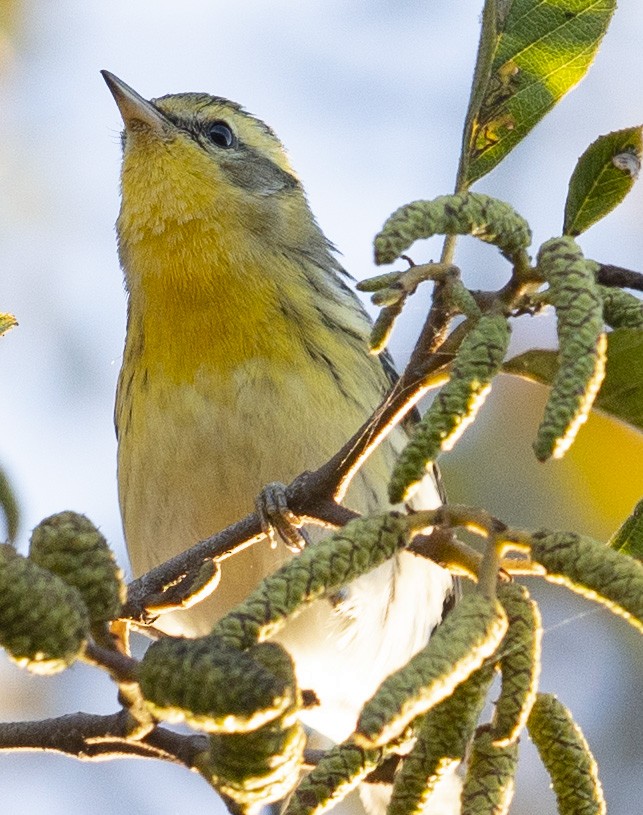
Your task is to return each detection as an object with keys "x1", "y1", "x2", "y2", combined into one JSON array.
[{"x1": 206, "y1": 122, "x2": 234, "y2": 148}]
